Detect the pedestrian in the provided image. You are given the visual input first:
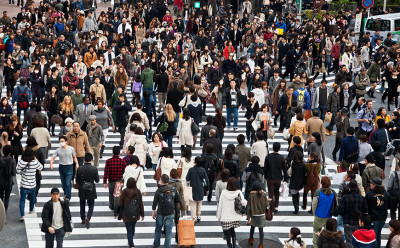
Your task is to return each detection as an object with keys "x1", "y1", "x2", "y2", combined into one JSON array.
[
  {"x1": 251, "y1": 131, "x2": 269, "y2": 173},
  {"x1": 125, "y1": 127, "x2": 148, "y2": 167},
  {"x1": 252, "y1": 103, "x2": 272, "y2": 141},
  {"x1": 103, "y1": 146, "x2": 127, "y2": 217},
  {"x1": 351, "y1": 214, "x2": 376, "y2": 248},
  {"x1": 148, "y1": 132, "x2": 168, "y2": 171},
  {"x1": 217, "y1": 148, "x2": 240, "y2": 180},
  {"x1": 157, "y1": 147, "x2": 177, "y2": 181},
  {"x1": 222, "y1": 80, "x2": 242, "y2": 132},
  {"x1": 177, "y1": 108, "x2": 194, "y2": 148},
  {"x1": 306, "y1": 132, "x2": 325, "y2": 164},
  {"x1": 65, "y1": 121, "x2": 92, "y2": 170},
  {"x1": 387, "y1": 220, "x2": 400, "y2": 248},
  {"x1": 242, "y1": 156, "x2": 265, "y2": 200},
  {"x1": 122, "y1": 155, "x2": 146, "y2": 195},
  {"x1": 30, "y1": 119, "x2": 51, "y2": 161},
  {"x1": 11, "y1": 77, "x2": 31, "y2": 121},
  {"x1": 317, "y1": 218, "x2": 346, "y2": 248},
  {"x1": 215, "y1": 168, "x2": 230, "y2": 208},
  {"x1": 152, "y1": 174, "x2": 181, "y2": 248},
  {"x1": 246, "y1": 181, "x2": 270, "y2": 248},
  {"x1": 76, "y1": 153, "x2": 99, "y2": 229},
  {"x1": 0, "y1": 145, "x2": 16, "y2": 212},
  {"x1": 118, "y1": 177, "x2": 145, "y2": 248},
  {"x1": 288, "y1": 150, "x2": 306, "y2": 214},
  {"x1": 284, "y1": 227, "x2": 307, "y2": 248},
  {"x1": 153, "y1": 104, "x2": 177, "y2": 147},
  {"x1": 169, "y1": 168, "x2": 186, "y2": 218},
  {"x1": 41, "y1": 187, "x2": 72, "y2": 248},
  {"x1": 311, "y1": 176, "x2": 337, "y2": 248},
  {"x1": 264, "y1": 142, "x2": 288, "y2": 212},
  {"x1": 85, "y1": 115, "x2": 104, "y2": 167},
  {"x1": 362, "y1": 154, "x2": 384, "y2": 194},
  {"x1": 17, "y1": 147, "x2": 43, "y2": 221},
  {"x1": 217, "y1": 177, "x2": 246, "y2": 248},
  {"x1": 303, "y1": 153, "x2": 321, "y2": 213},
  {"x1": 113, "y1": 94, "x2": 132, "y2": 146},
  {"x1": 289, "y1": 112, "x2": 307, "y2": 149},
  {"x1": 92, "y1": 98, "x2": 114, "y2": 157},
  {"x1": 25, "y1": 136, "x2": 45, "y2": 203},
  {"x1": 3, "y1": 115, "x2": 23, "y2": 163},
  {"x1": 388, "y1": 159, "x2": 400, "y2": 220},
  {"x1": 49, "y1": 136, "x2": 79, "y2": 201},
  {"x1": 338, "y1": 127, "x2": 359, "y2": 172}
]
